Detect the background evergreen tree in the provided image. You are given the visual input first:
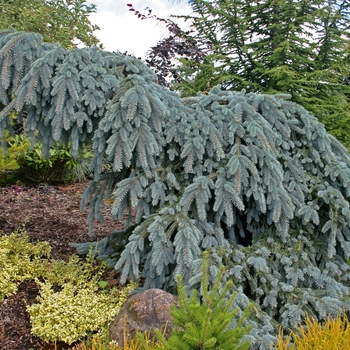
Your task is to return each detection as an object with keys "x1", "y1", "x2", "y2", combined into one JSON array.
[
  {"x1": 143, "y1": 0, "x2": 350, "y2": 151},
  {"x1": 1, "y1": 30, "x2": 350, "y2": 349}
]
